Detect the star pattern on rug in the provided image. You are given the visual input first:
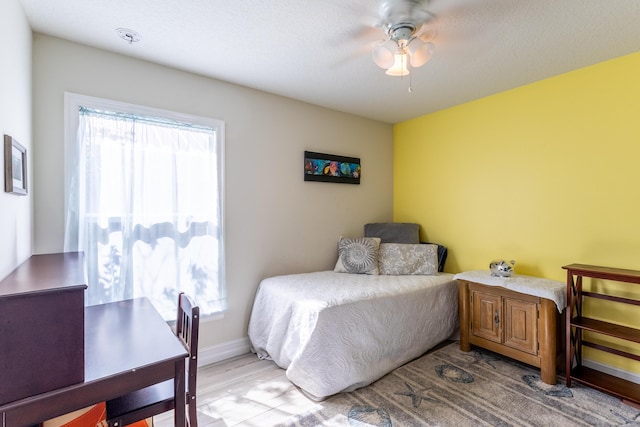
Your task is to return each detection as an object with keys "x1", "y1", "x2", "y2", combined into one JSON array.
[{"x1": 394, "y1": 381, "x2": 439, "y2": 408}]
